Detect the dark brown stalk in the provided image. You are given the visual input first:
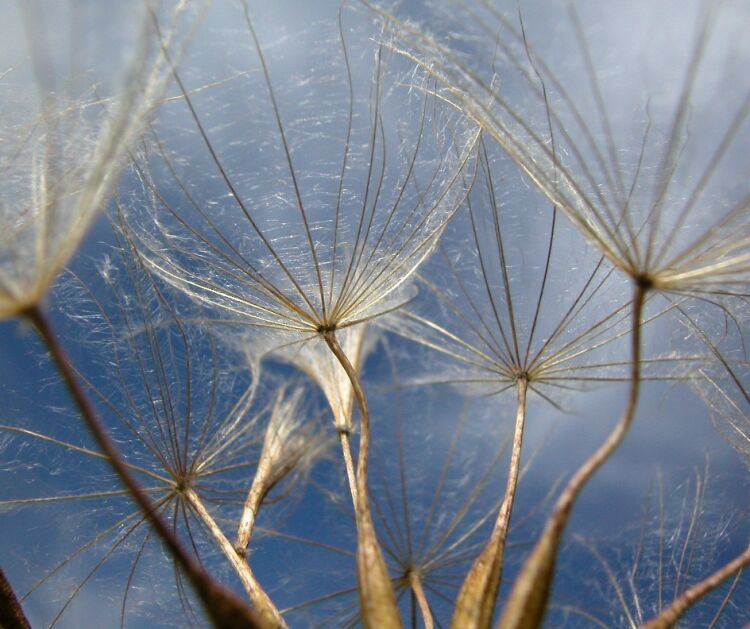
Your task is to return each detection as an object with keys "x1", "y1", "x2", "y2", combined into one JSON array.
[
  {"x1": 0, "y1": 564, "x2": 30, "y2": 629},
  {"x1": 23, "y1": 305, "x2": 263, "y2": 629},
  {"x1": 452, "y1": 377, "x2": 528, "y2": 628},
  {"x1": 641, "y1": 543, "x2": 750, "y2": 629},
  {"x1": 498, "y1": 284, "x2": 647, "y2": 629},
  {"x1": 323, "y1": 329, "x2": 402, "y2": 629}
]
